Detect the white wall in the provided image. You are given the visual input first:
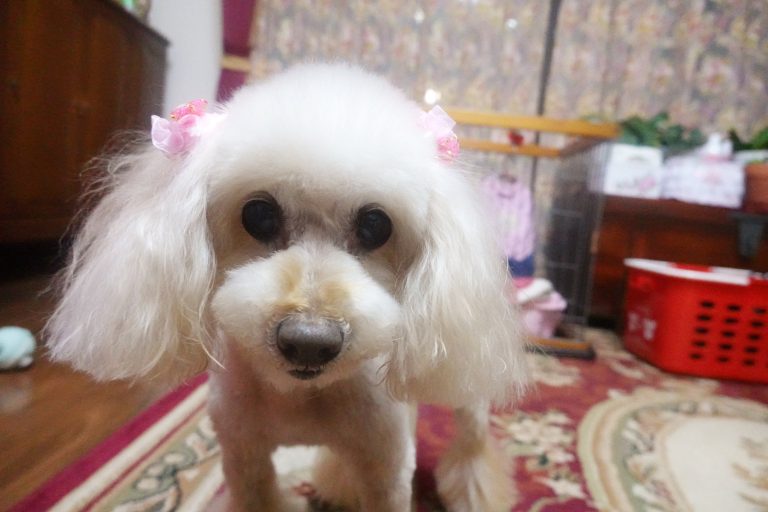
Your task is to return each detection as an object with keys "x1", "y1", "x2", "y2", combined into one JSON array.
[{"x1": 148, "y1": 1, "x2": 223, "y2": 115}]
